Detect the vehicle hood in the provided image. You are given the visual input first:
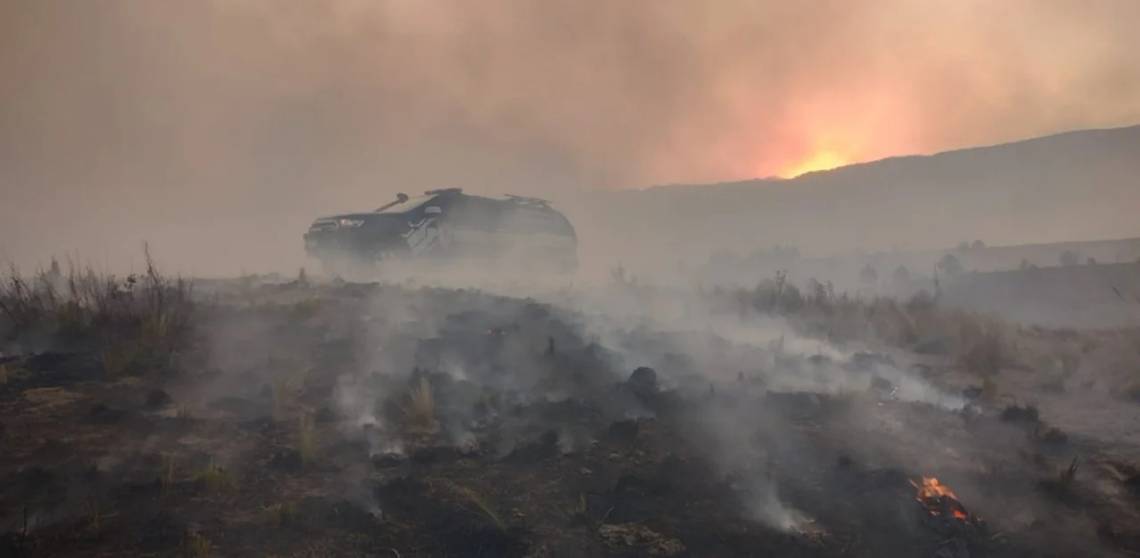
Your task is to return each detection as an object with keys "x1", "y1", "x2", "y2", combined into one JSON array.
[{"x1": 312, "y1": 212, "x2": 388, "y2": 222}]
